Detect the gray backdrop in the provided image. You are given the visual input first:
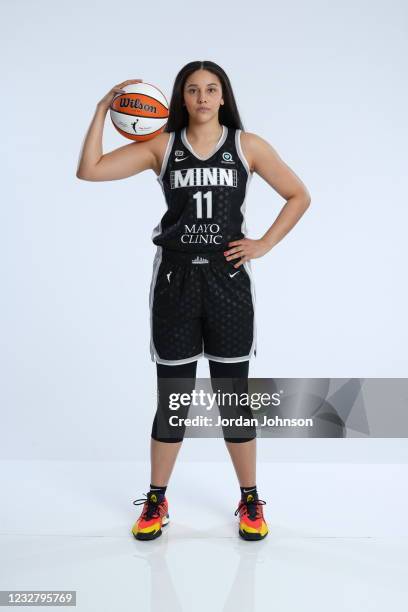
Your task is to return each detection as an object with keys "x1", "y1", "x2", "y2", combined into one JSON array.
[{"x1": 1, "y1": 0, "x2": 407, "y2": 461}]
